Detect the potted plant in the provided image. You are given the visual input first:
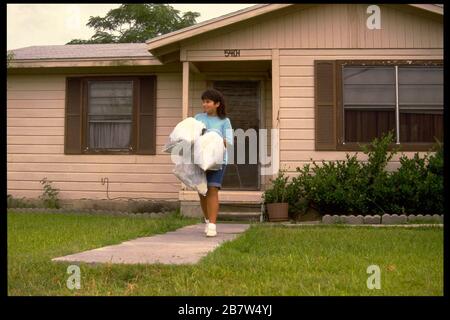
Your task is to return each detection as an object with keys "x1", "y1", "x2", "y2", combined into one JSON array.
[{"x1": 262, "y1": 169, "x2": 289, "y2": 221}]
